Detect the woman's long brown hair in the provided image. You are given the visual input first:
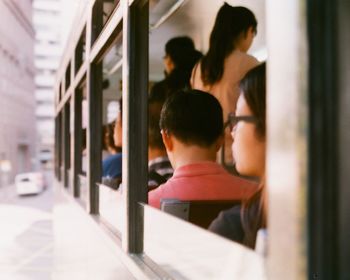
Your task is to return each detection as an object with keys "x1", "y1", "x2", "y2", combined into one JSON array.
[
  {"x1": 241, "y1": 184, "x2": 267, "y2": 248},
  {"x1": 200, "y1": 4, "x2": 257, "y2": 86},
  {"x1": 239, "y1": 62, "x2": 267, "y2": 249}
]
